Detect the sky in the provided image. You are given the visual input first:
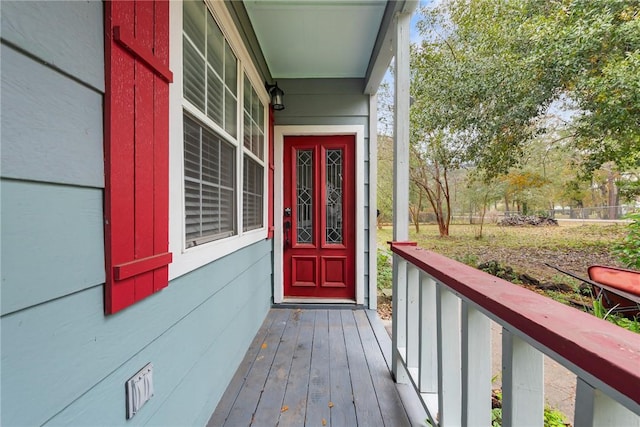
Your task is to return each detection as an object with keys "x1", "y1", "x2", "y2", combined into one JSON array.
[{"x1": 410, "y1": 0, "x2": 432, "y2": 42}]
